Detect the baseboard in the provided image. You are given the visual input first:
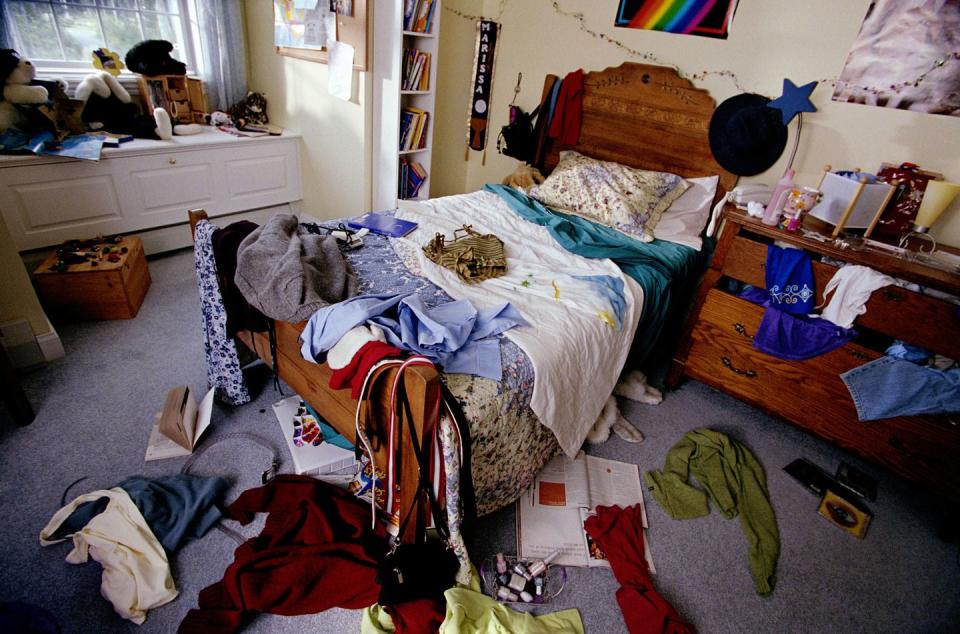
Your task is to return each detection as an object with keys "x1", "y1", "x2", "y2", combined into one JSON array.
[{"x1": 36, "y1": 328, "x2": 65, "y2": 362}]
